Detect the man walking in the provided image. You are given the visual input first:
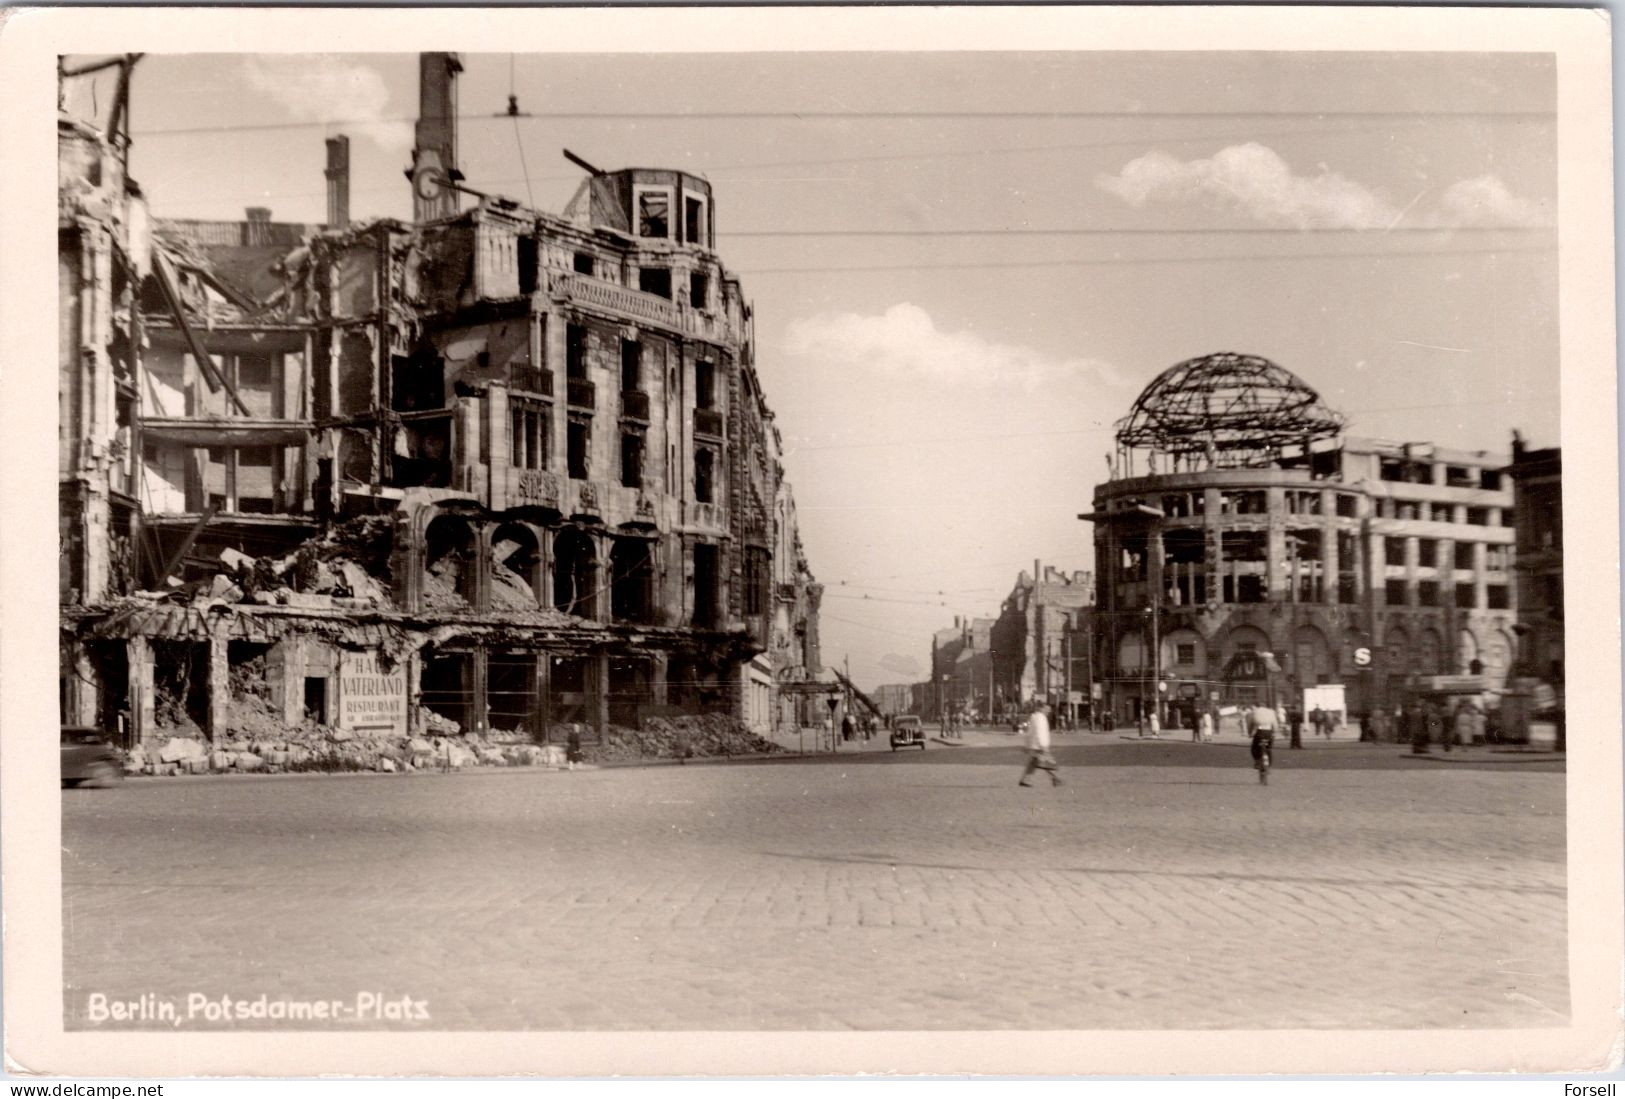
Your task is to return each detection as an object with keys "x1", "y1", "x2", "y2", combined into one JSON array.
[{"x1": 1018, "y1": 701, "x2": 1063, "y2": 787}]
